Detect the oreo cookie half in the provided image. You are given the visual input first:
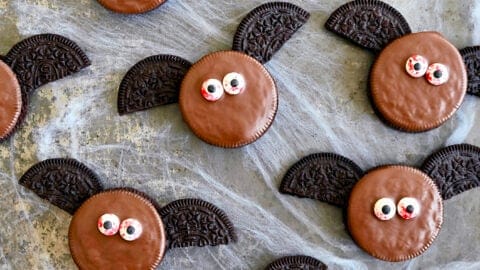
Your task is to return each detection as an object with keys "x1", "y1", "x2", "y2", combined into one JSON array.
[
  {"x1": 280, "y1": 153, "x2": 364, "y2": 207},
  {"x1": 19, "y1": 158, "x2": 103, "y2": 214},
  {"x1": 460, "y1": 46, "x2": 480, "y2": 97},
  {"x1": 325, "y1": 0, "x2": 411, "y2": 51},
  {"x1": 266, "y1": 255, "x2": 327, "y2": 270},
  {"x1": 421, "y1": 144, "x2": 480, "y2": 200},
  {"x1": 159, "y1": 198, "x2": 237, "y2": 248},
  {"x1": 233, "y1": 2, "x2": 310, "y2": 64},
  {"x1": 3, "y1": 34, "x2": 90, "y2": 136},
  {"x1": 118, "y1": 55, "x2": 191, "y2": 115}
]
